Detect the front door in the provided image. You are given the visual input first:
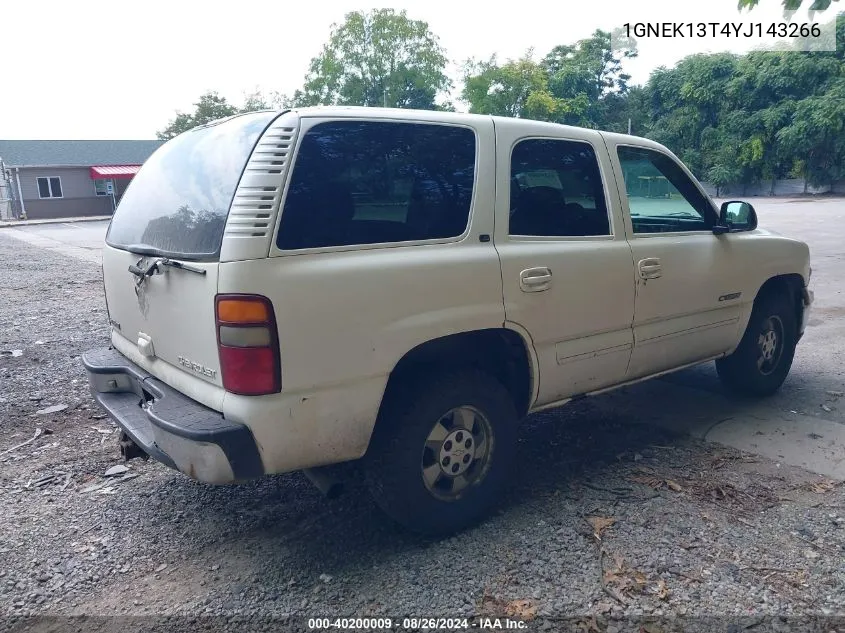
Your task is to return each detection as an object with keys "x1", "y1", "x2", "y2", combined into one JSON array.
[
  {"x1": 605, "y1": 140, "x2": 745, "y2": 379},
  {"x1": 494, "y1": 121, "x2": 636, "y2": 406}
]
